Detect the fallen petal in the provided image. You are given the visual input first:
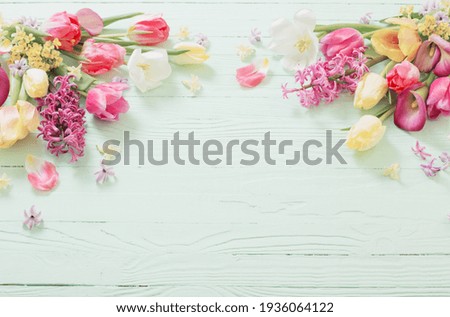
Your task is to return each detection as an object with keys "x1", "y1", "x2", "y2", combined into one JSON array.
[
  {"x1": 76, "y1": 8, "x2": 103, "y2": 36},
  {"x1": 236, "y1": 58, "x2": 269, "y2": 88},
  {"x1": 25, "y1": 155, "x2": 59, "y2": 191}
]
